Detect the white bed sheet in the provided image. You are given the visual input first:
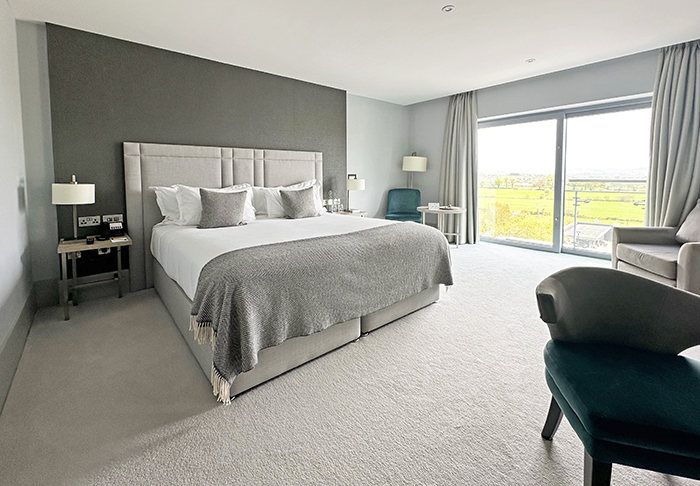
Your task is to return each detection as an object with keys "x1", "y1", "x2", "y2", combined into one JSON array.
[{"x1": 151, "y1": 214, "x2": 396, "y2": 300}]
